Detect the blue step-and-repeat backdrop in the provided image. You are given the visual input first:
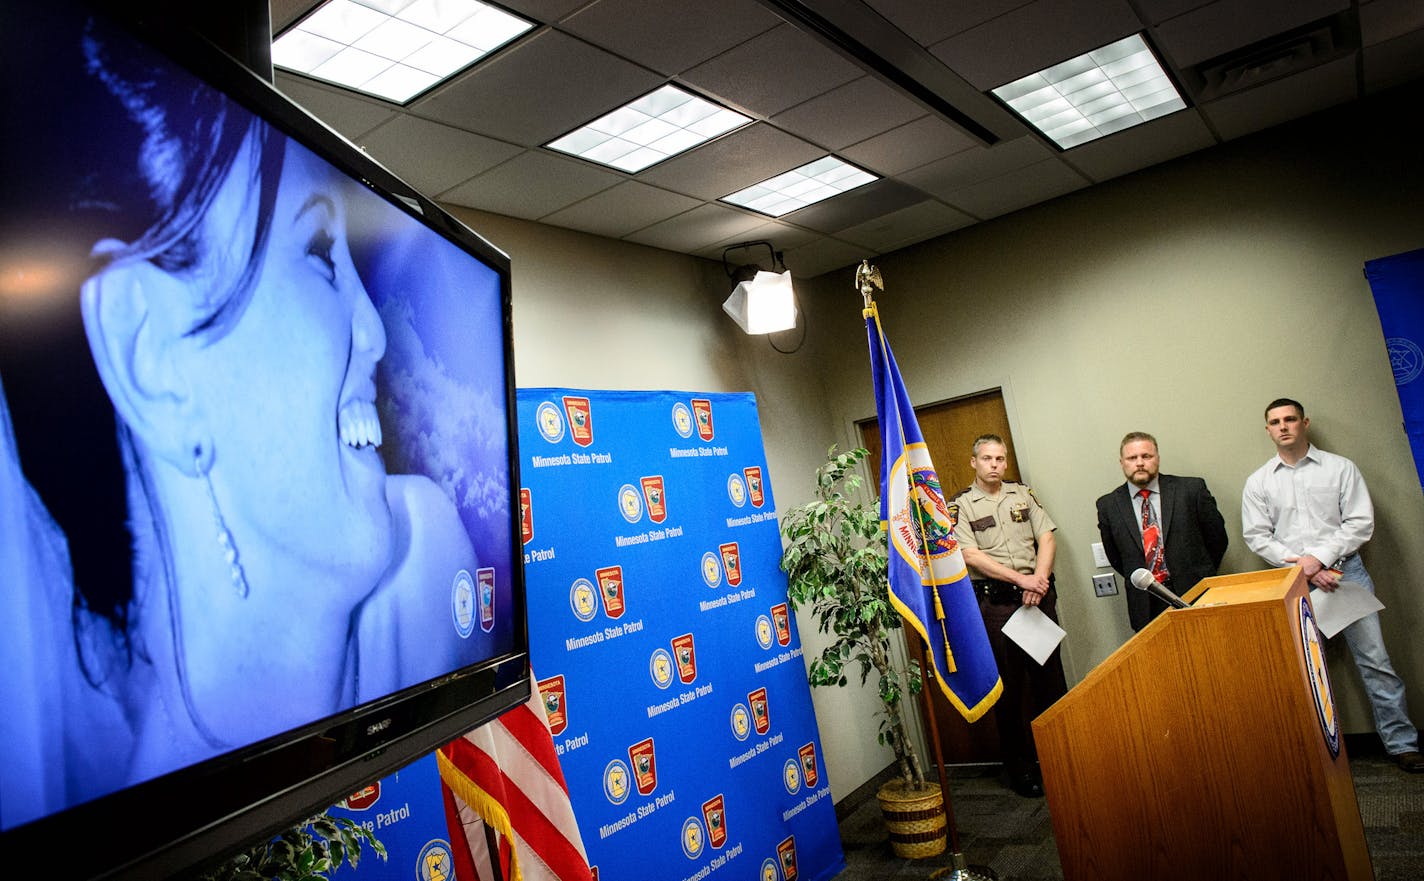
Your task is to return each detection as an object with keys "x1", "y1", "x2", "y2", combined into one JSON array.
[
  {"x1": 323, "y1": 389, "x2": 843, "y2": 881},
  {"x1": 519, "y1": 388, "x2": 841, "y2": 881}
]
